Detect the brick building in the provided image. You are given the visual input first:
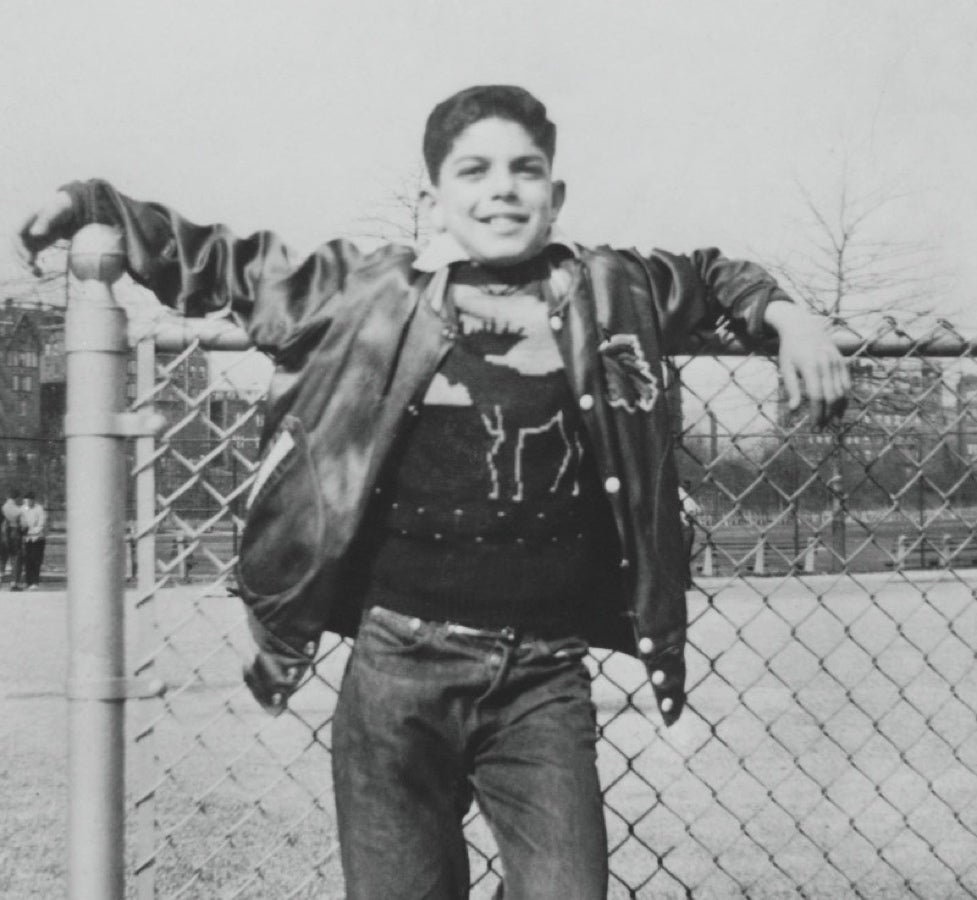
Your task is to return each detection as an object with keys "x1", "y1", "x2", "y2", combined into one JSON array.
[{"x1": 0, "y1": 299, "x2": 264, "y2": 518}]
